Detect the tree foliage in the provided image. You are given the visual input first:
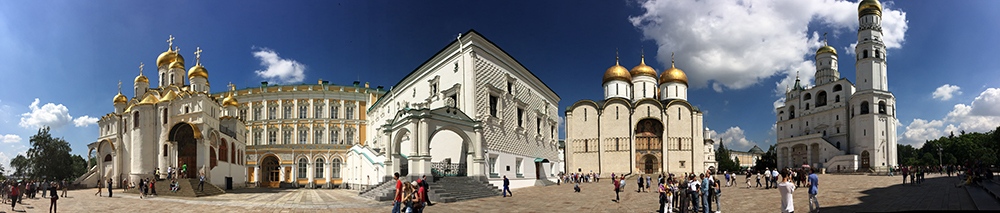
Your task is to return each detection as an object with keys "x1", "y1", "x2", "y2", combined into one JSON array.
[
  {"x1": 754, "y1": 145, "x2": 777, "y2": 171},
  {"x1": 899, "y1": 126, "x2": 1000, "y2": 167},
  {"x1": 715, "y1": 142, "x2": 741, "y2": 172},
  {"x1": 10, "y1": 155, "x2": 30, "y2": 178},
  {"x1": 24, "y1": 127, "x2": 76, "y2": 180}
]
